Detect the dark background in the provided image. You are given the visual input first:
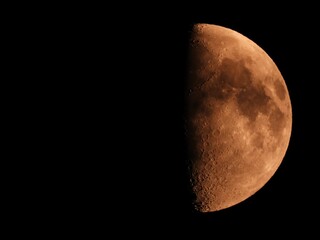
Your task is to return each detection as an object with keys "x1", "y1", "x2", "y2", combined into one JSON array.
[{"x1": 16, "y1": 4, "x2": 318, "y2": 236}]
